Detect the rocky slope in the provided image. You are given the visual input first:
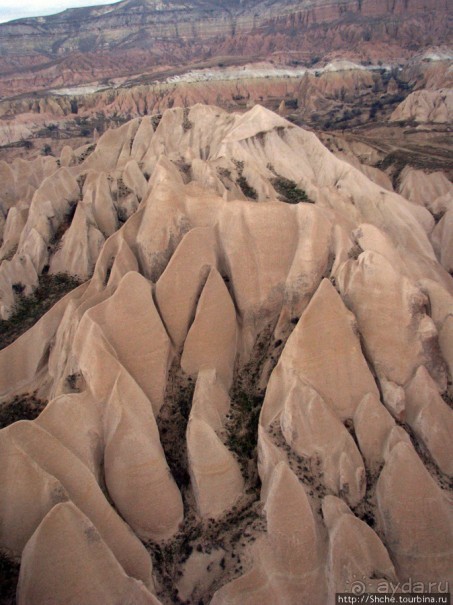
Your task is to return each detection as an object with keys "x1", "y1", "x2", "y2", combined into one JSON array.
[
  {"x1": 0, "y1": 0, "x2": 450, "y2": 96},
  {"x1": 1, "y1": 48, "x2": 451, "y2": 159},
  {"x1": 391, "y1": 88, "x2": 453, "y2": 124},
  {"x1": 0, "y1": 61, "x2": 401, "y2": 147},
  {"x1": 0, "y1": 105, "x2": 452, "y2": 604}
]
